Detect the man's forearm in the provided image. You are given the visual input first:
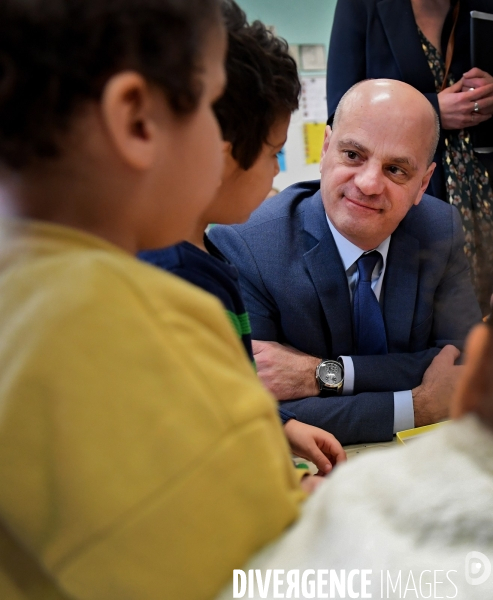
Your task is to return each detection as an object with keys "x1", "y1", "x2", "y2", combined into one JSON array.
[
  {"x1": 279, "y1": 391, "x2": 395, "y2": 446},
  {"x1": 253, "y1": 340, "x2": 320, "y2": 400},
  {"x1": 349, "y1": 348, "x2": 441, "y2": 393}
]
